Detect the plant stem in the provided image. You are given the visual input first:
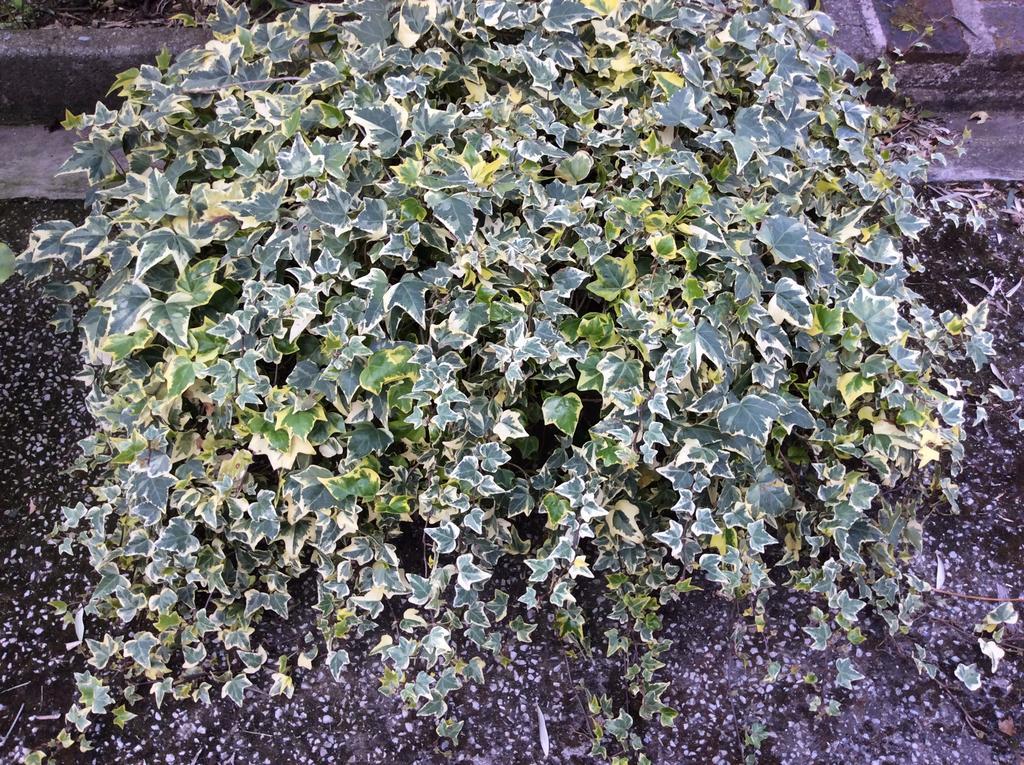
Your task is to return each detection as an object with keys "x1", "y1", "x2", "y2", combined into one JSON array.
[{"x1": 933, "y1": 588, "x2": 1024, "y2": 603}]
